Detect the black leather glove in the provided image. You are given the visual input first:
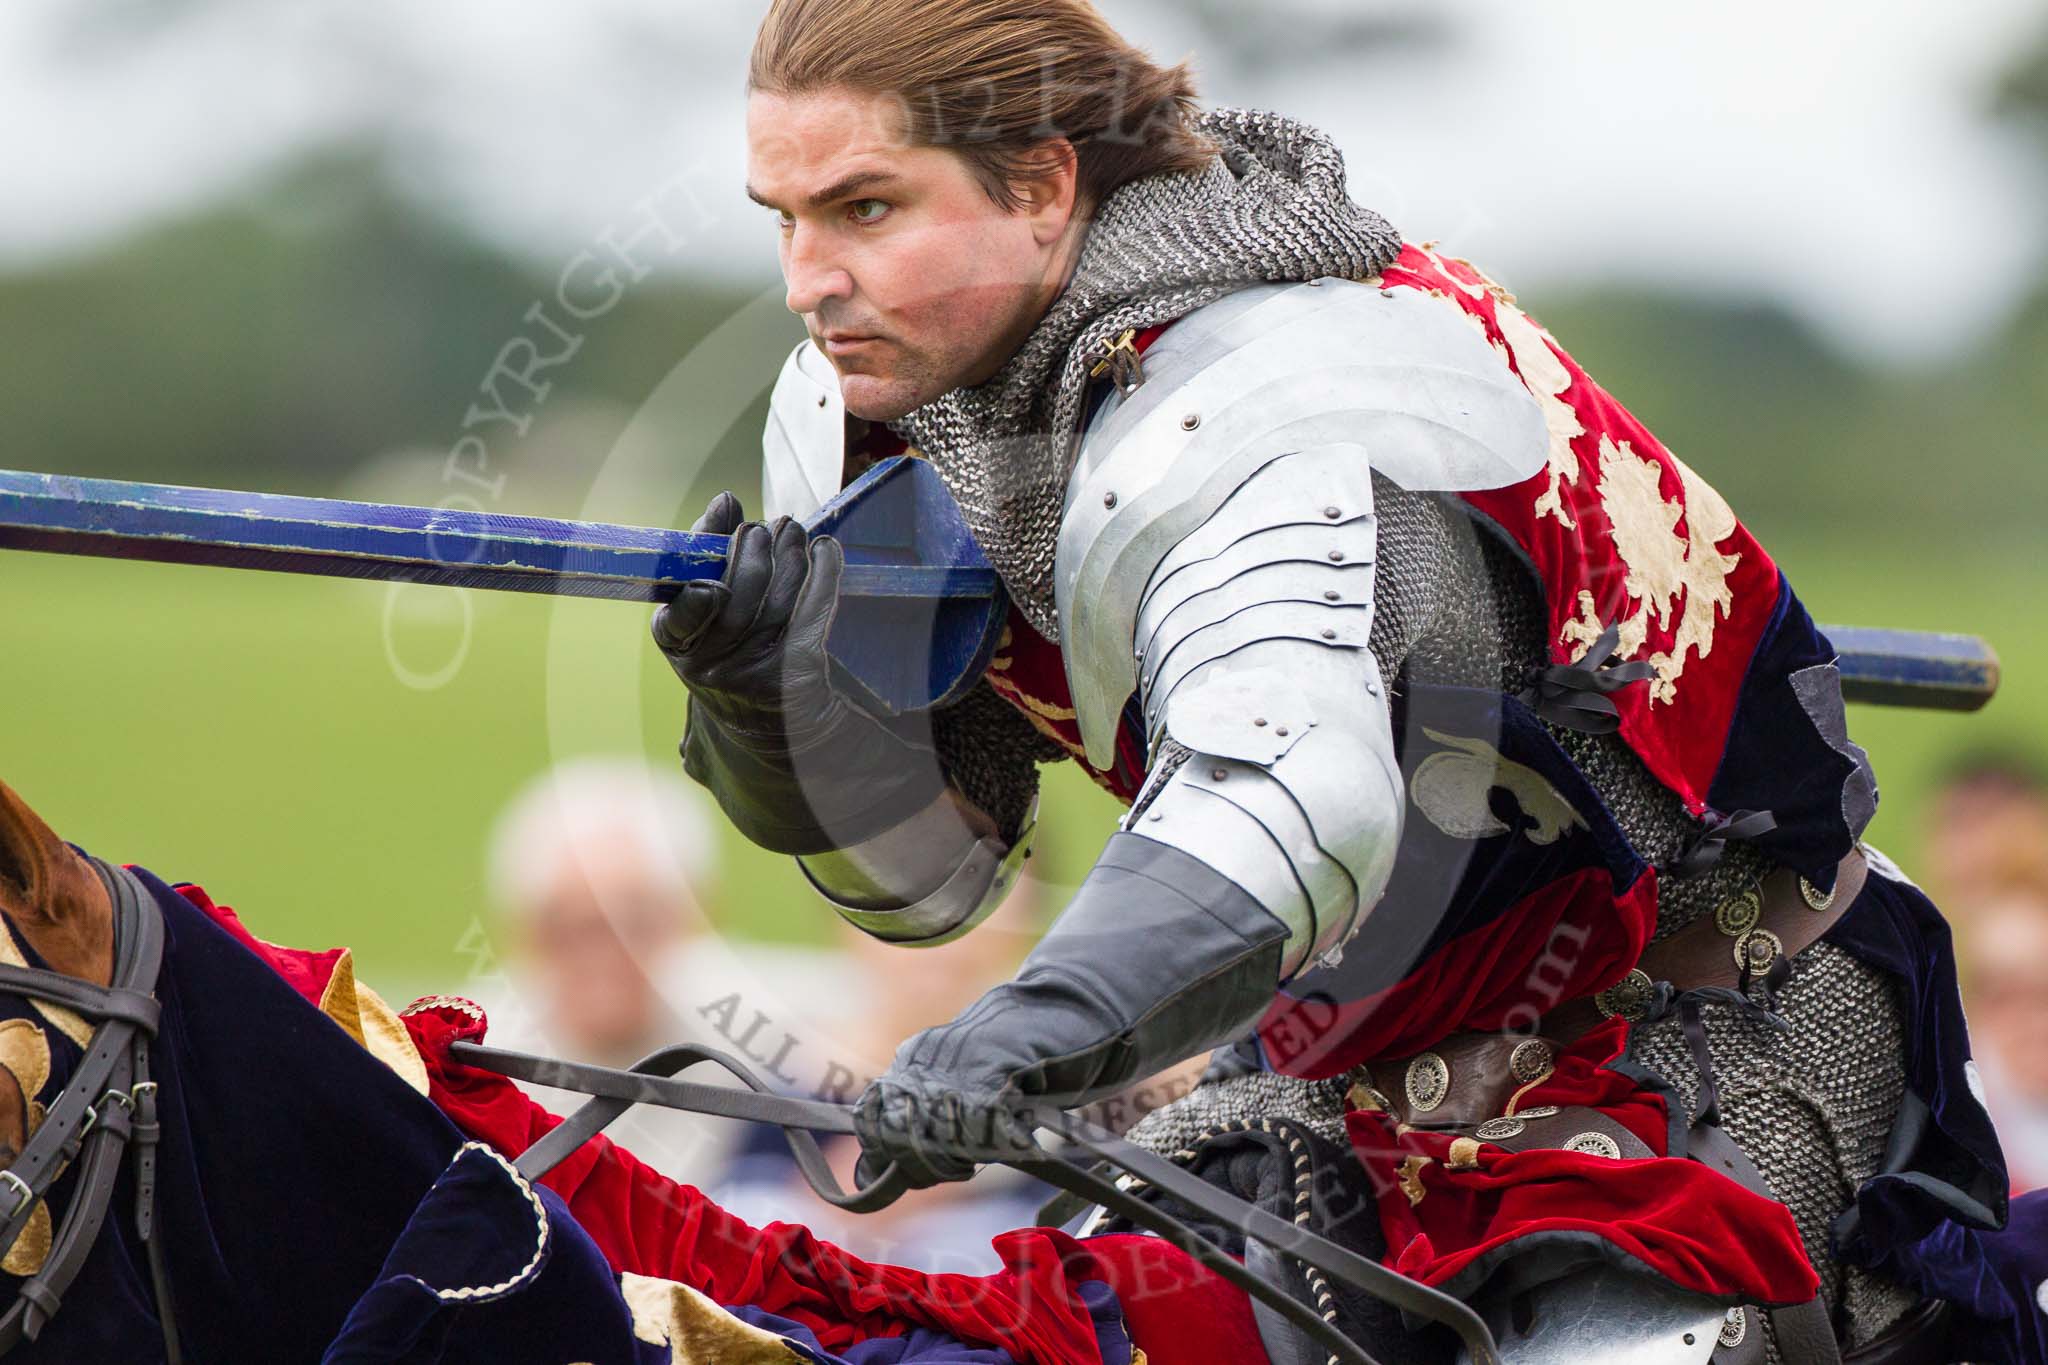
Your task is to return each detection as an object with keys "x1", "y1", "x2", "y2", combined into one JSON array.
[
  {"x1": 852, "y1": 834, "x2": 1291, "y2": 1188},
  {"x1": 653, "y1": 493, "x2": 945, "y2": 855}
]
